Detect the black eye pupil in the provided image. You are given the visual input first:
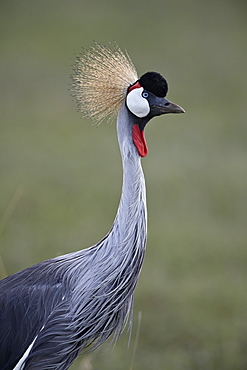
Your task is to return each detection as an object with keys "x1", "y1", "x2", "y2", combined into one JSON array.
[{"x1": 142, "y1": 92, "x2": 149, "y2": 98}]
